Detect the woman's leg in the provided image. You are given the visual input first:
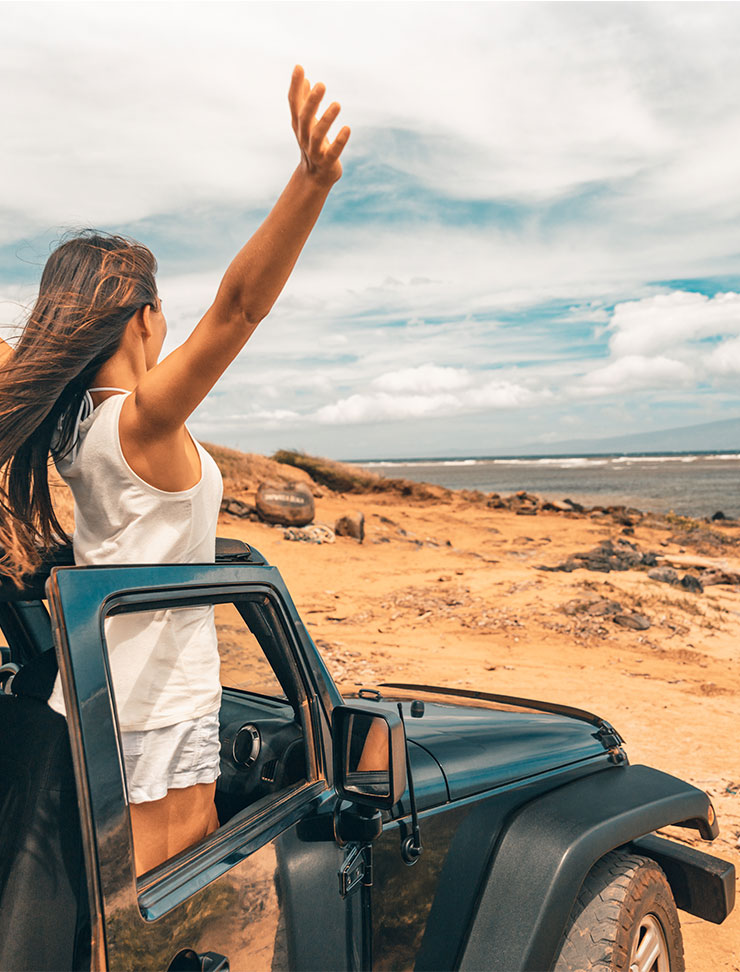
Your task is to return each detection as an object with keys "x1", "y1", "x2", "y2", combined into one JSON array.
[{"x1": 129, "y1": 781, "x2": 219, "y2": 876}]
